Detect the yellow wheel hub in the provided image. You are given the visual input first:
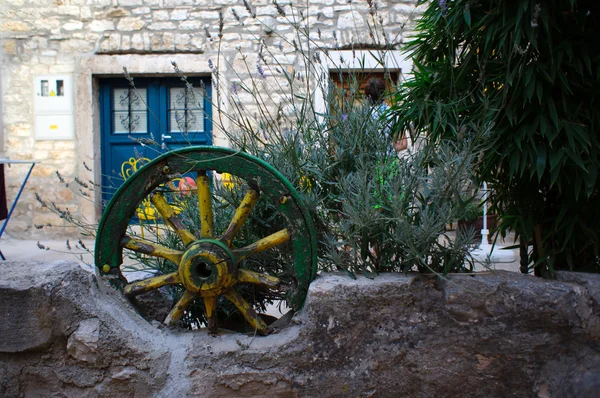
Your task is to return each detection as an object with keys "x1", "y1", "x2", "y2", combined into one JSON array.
[{"x1": 178, "y1": 240, "x2": 237, "y2": 295}]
